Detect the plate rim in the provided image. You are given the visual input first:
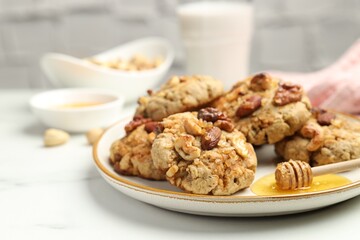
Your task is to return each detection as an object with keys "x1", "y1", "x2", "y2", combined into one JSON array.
[{"x1": 92, "y1": 116, "x2": 360, "y2": 203}]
